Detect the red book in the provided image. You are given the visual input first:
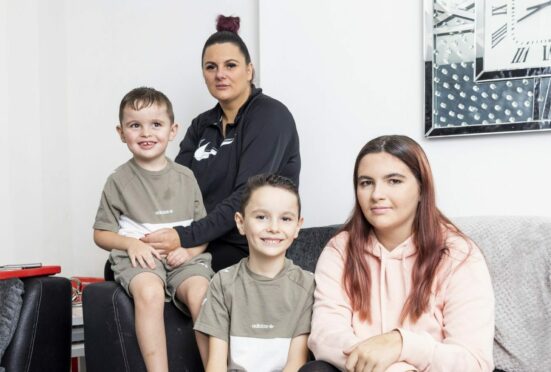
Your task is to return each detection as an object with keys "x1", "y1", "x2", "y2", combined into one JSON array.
[{"x1": 0, "y1": 265, "x2": 61, "y2": 280}]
